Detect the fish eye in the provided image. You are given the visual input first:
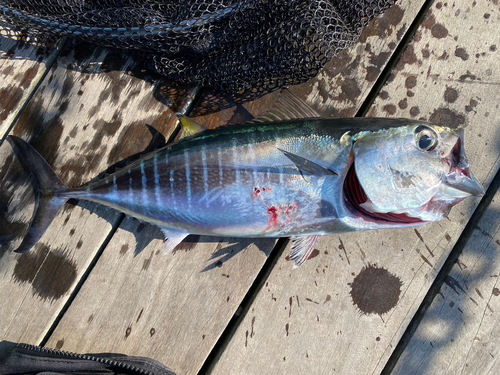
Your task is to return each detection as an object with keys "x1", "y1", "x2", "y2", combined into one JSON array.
[{"x1": 414, "y1": 125, "x2": 437, "y2": 151}]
